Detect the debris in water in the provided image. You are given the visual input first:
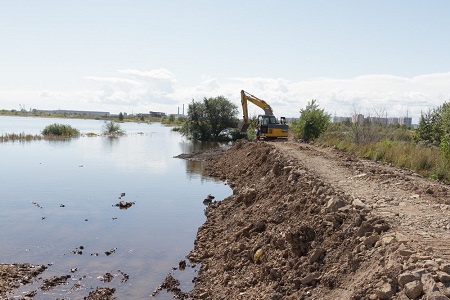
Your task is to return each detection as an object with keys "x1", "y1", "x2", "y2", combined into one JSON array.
[
  {"x1": 32, "y1": 202, "x2": 43, "y2": 209},
  {"x1": 179, "y1": 260, "x2": 187, "y2": 270},
  {"x1": 118, "y1": 269, "x2": 129, "y2": 282},
  {"x1": 100, "y1": 272, "x2": 114, "y2": 282},
  {"x1": 104, "y1": 248, "x2": 117, "y2": 256},
  {"x1": 114, "y1": 200, "x2": 135, "y2": 209},
  {"x1": 203, "y1": 194, "x2": 215, "y2": 205},
  {"x1": 151, "y1": 274, "x2": 189, "y2": 298}
]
